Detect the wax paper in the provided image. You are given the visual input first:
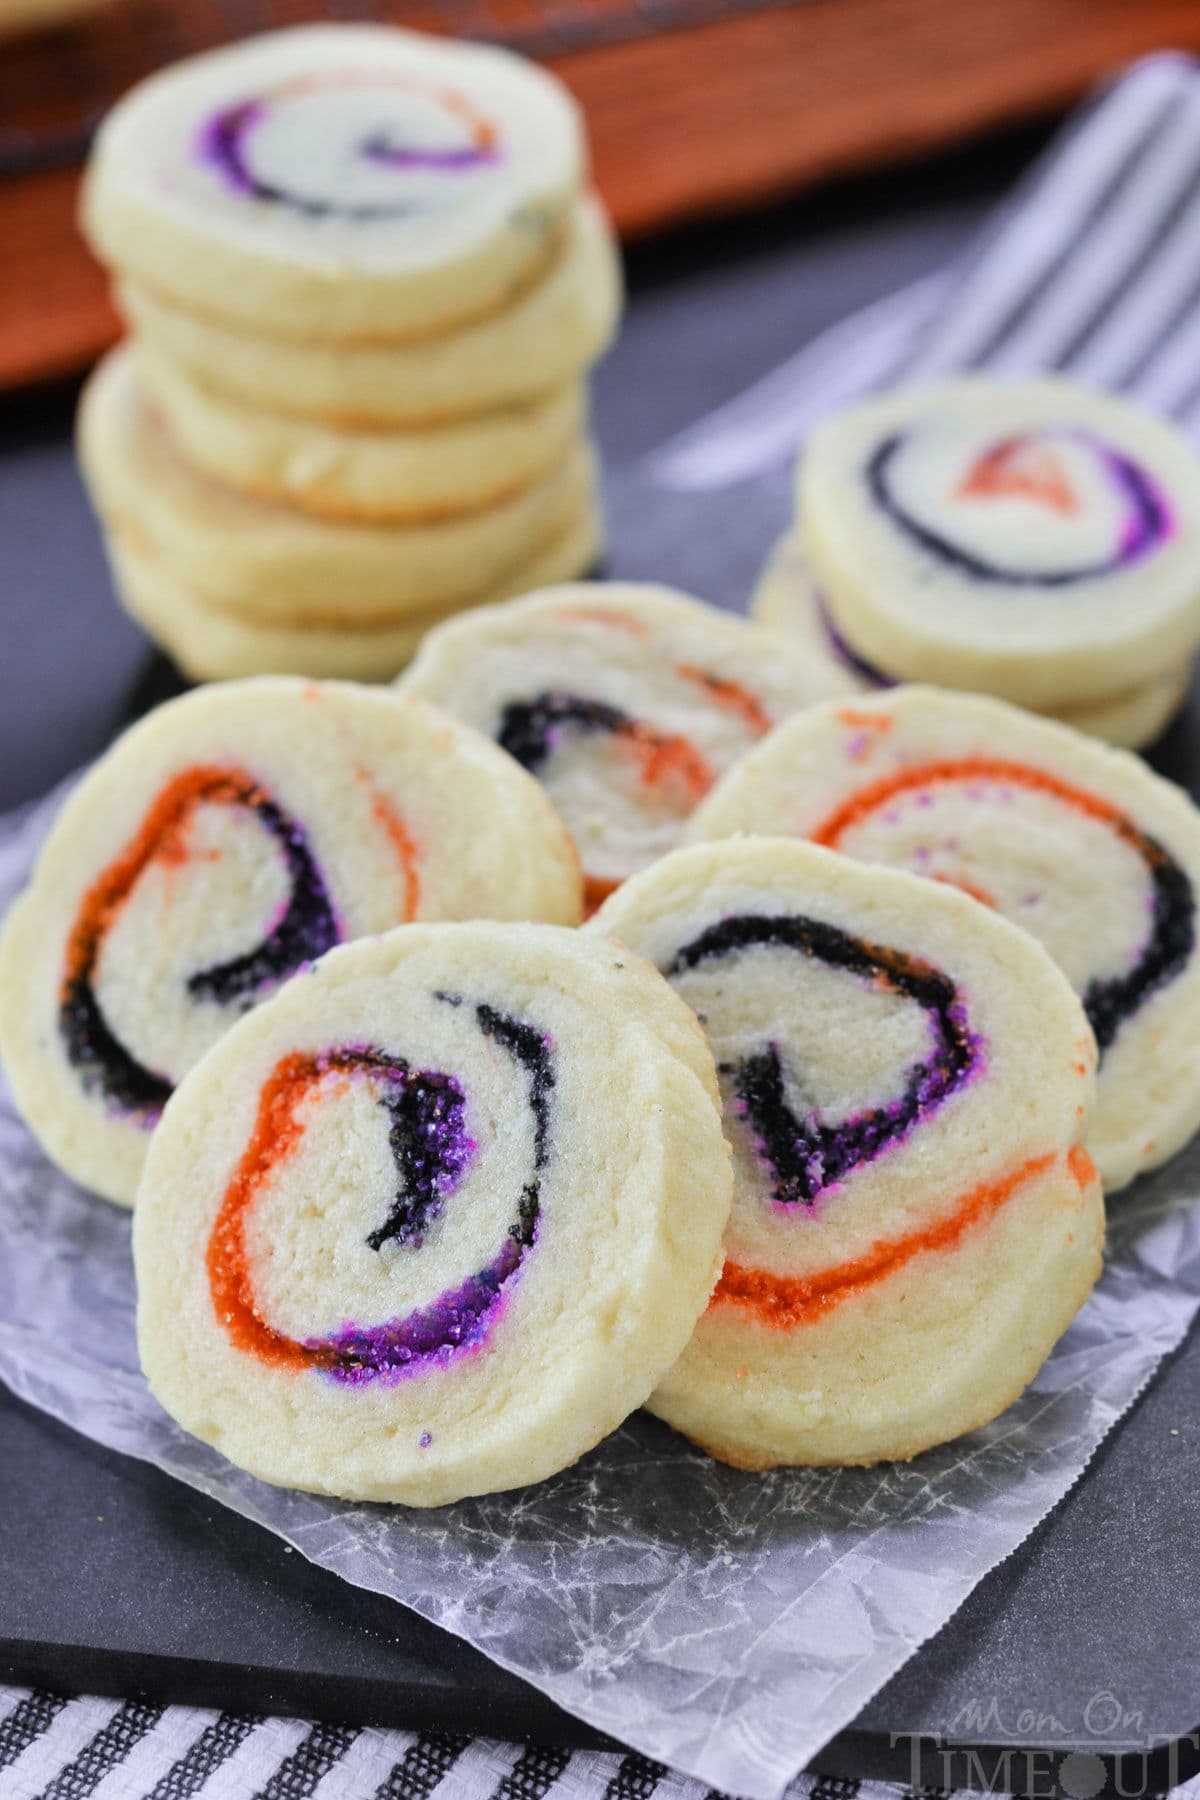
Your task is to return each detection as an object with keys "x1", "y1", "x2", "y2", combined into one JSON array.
[{"x1": 2, "y1": 782, "x2": 1200, "y2": 1800}]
